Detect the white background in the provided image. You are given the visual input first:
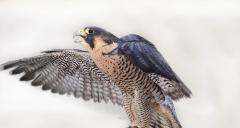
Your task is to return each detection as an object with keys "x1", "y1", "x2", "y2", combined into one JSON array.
[{"x1": 0, "y1": 0, "x2": 240, "y2": 128}]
